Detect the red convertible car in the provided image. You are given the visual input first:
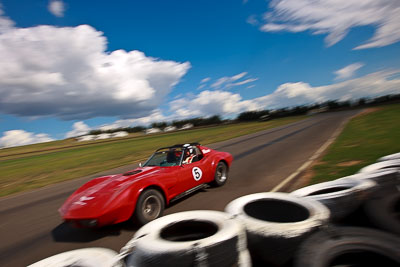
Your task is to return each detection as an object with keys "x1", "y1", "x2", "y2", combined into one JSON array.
[{"x1": 59, "y1": 143, "x2": 233, "y2": 227}]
